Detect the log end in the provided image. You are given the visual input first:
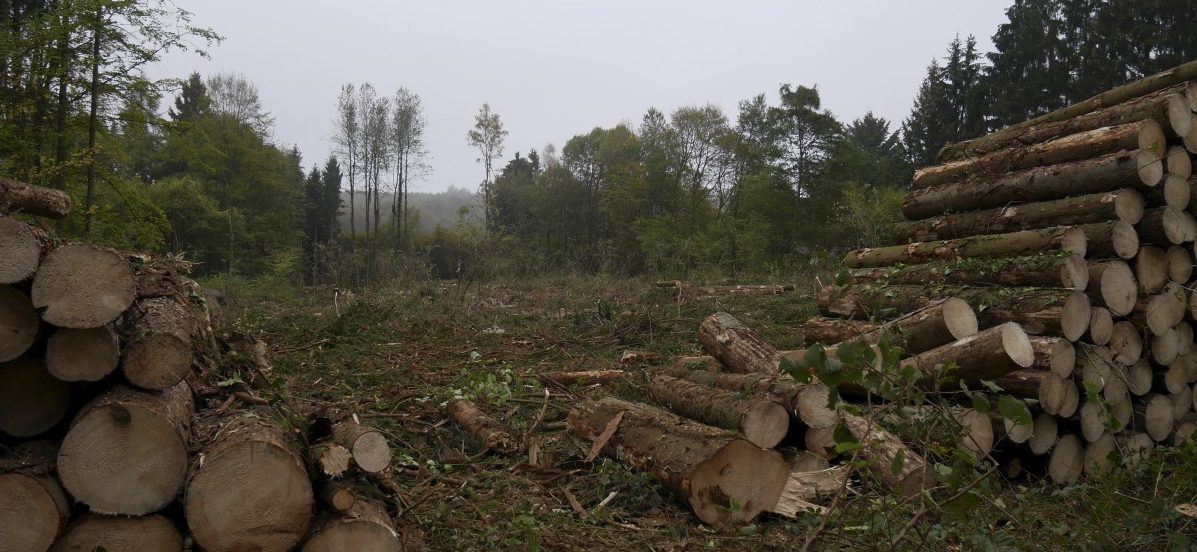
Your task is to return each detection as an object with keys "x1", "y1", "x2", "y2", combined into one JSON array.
[
  {"x1": 0, "y1": 473, "x2": 68, "y2": 552},
  {"x1": 1061, "y1": 292, "x2": 1093, "y2": 342},
  {"x1": 999, "y1": 322, "x2": 1035, "y2": 369},
  {"x1": 51, "y1": 513, "x2": 183, "y2": 552},
  {"x1": 1137, "y1": 149, "x2": 1165, "y2": 187},
  {"x1": 687, "y1": 440, "x2": 790, "y2": 526},
  {"x1": 0, "y1": 217, "x2": 41, "y2": 284},
  {"x1": 123, "y1": 334, "x2": 193, "y2": 391},
  {"x1": 0, "y1": 285, "x2": 38, "y2": 363},
  {"x1": 46, "y1": 326, "x2": 120, "y2": 382},
  {"x1": 1060, "y1": 255, "x2": 1089, "y2": 291},
  {"x1": 0, "y1": 357, "x2": 69, "y2": 438},
  {"x1": 742, "y1": 402, "x2": 790, "y2": 450},
  {"x1": 1048, "y1": 434, "x2": 1084, "y2": 484},
  {"x1": 942, "y1": 297, "x2": 979, "y2": 340},
  {"x1": 31, "y1": 244, "x2": 135, "y2": 329},
  {"x1": 350, "y1": 430, "x2": 392, "y2": 473}
]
